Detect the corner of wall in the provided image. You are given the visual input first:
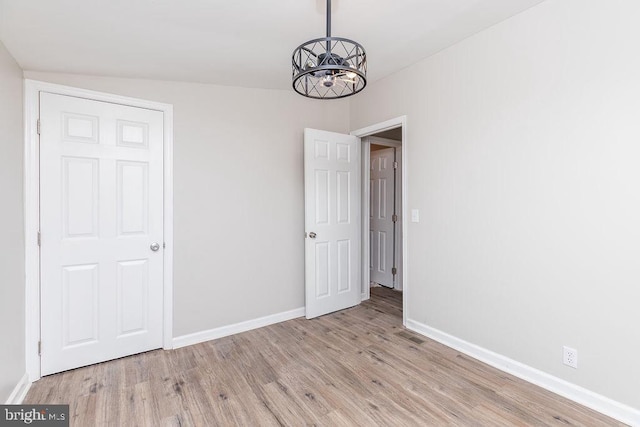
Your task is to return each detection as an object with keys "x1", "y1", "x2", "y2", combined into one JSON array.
[
  {"x1": 406, "y1": 318, "x2": 640, "y2": 426},
  {"x1": 4, "y1": 374, "x2": 31, "y2": 405}
]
